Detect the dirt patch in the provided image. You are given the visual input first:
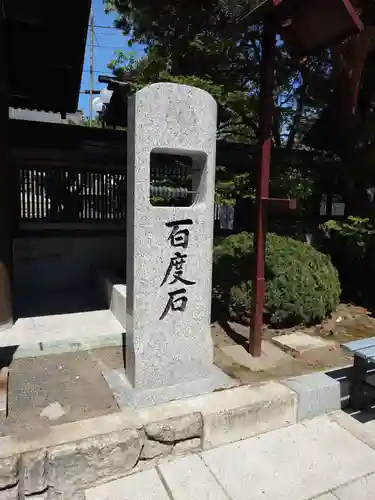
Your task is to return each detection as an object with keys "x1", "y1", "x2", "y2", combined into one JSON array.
[
  {"x1": 1, "y1": 350, "x2": 119, "y2": 438},
  {"x1": 210, "y1": 302, "x2": 368, "y2": 382}
]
